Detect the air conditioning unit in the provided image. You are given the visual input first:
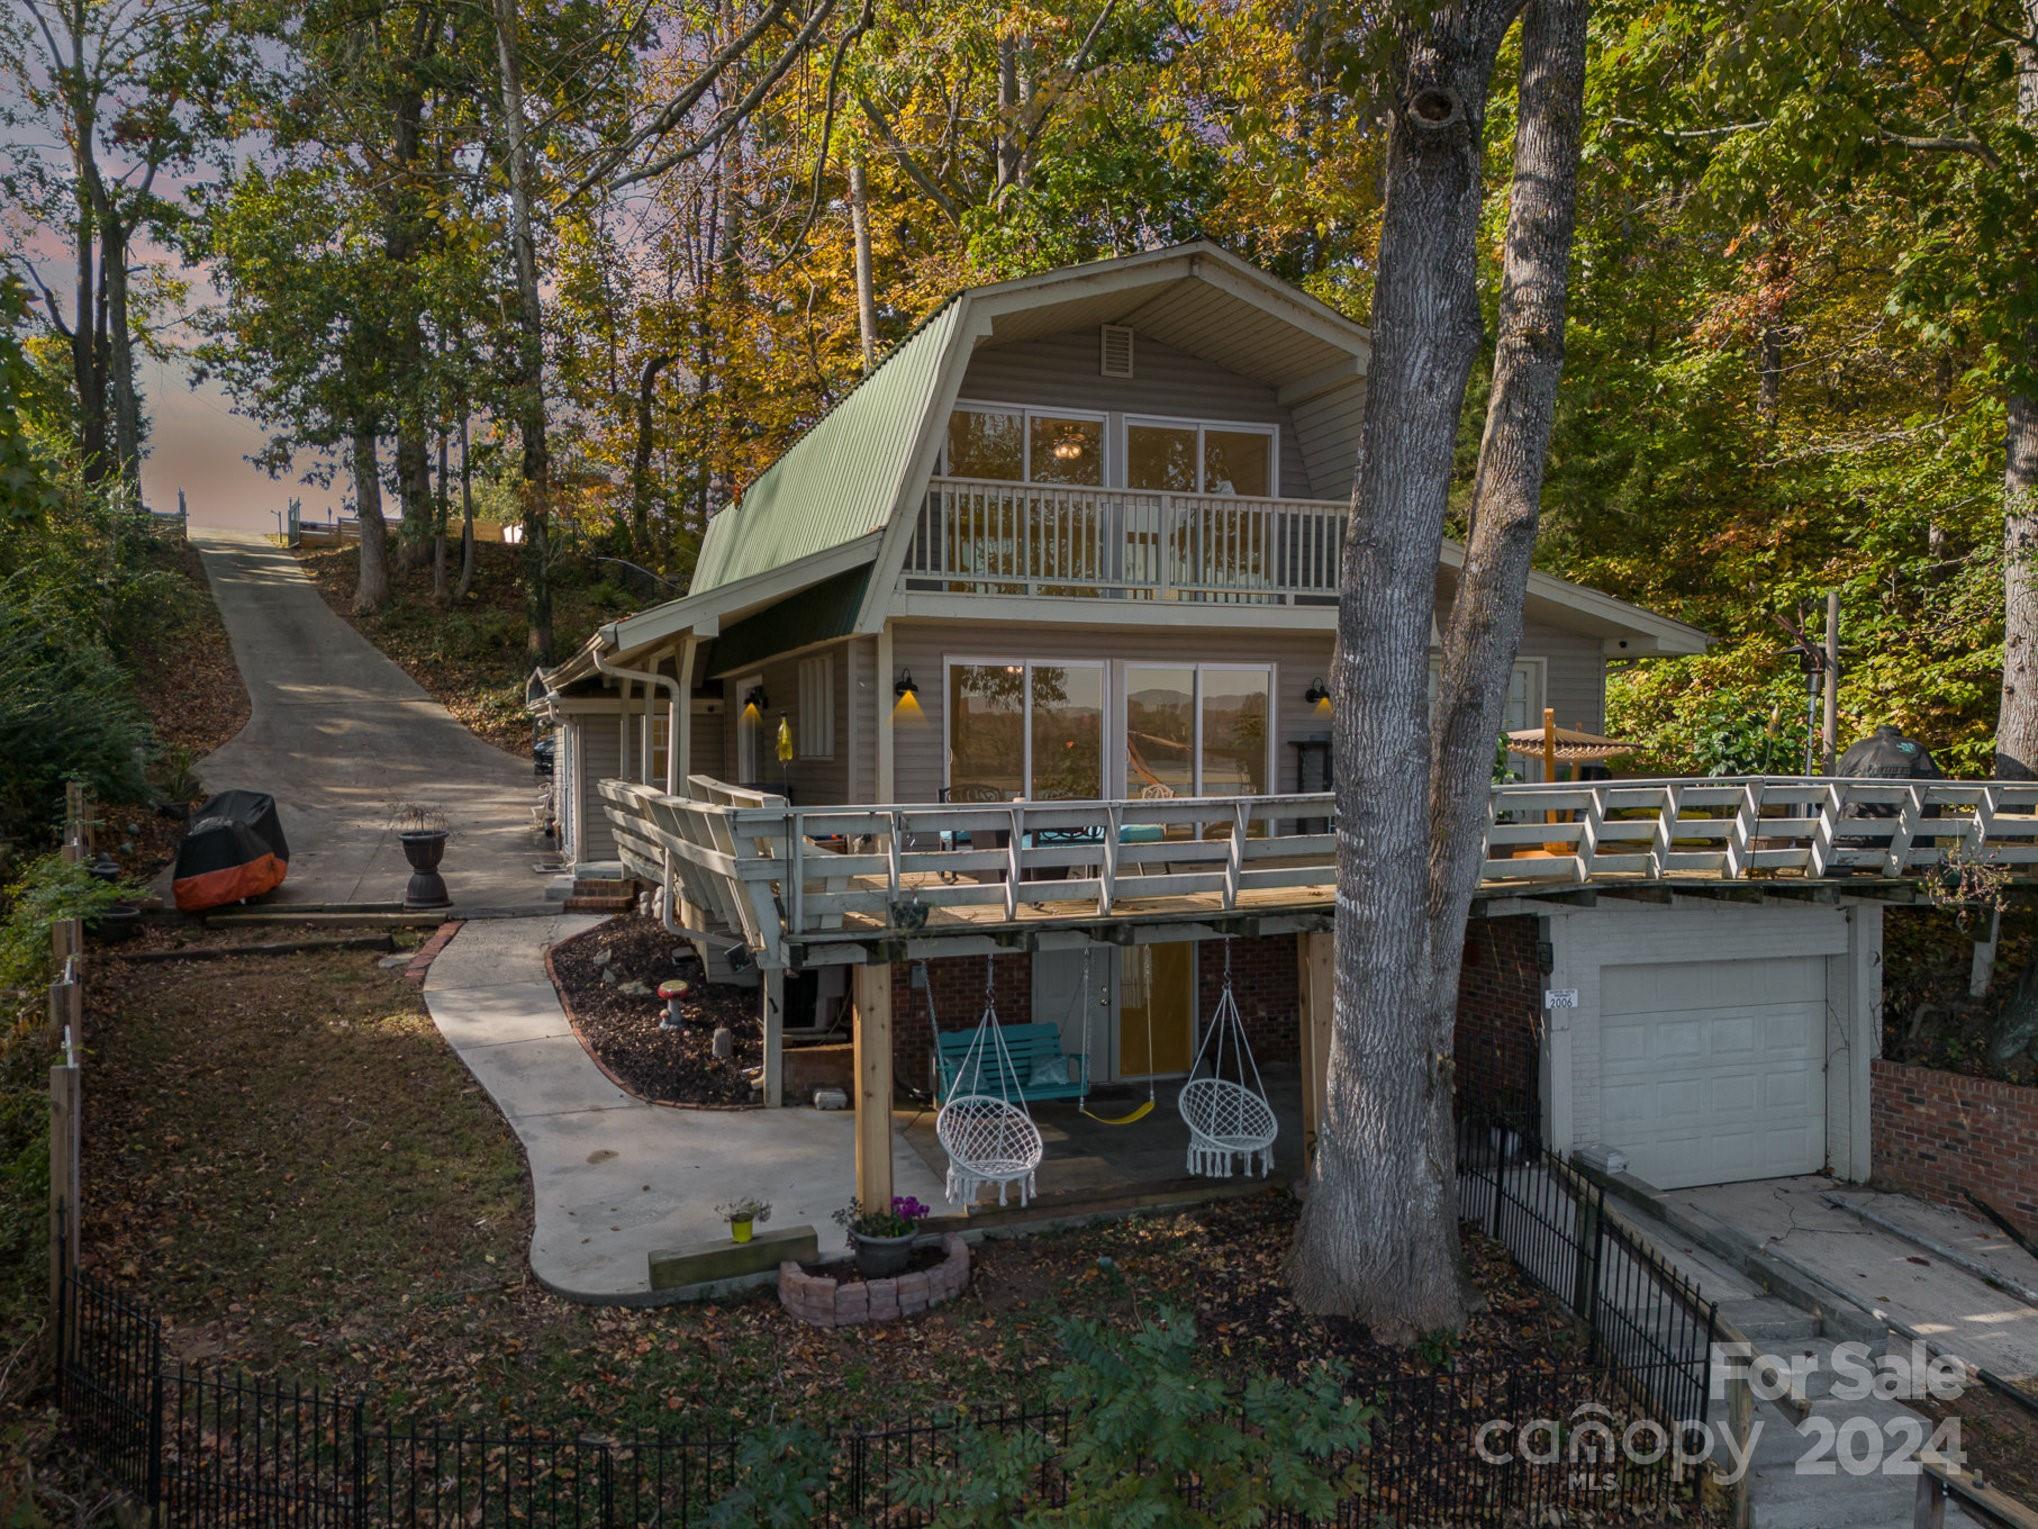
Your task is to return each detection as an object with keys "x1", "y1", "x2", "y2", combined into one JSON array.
[{"x1": 1100, "y1": 324, "x2": 1135, "y2": 378}]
